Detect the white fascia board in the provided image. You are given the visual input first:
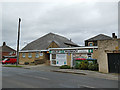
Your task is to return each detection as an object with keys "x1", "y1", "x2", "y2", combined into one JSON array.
[
  {"x1": 48, "y1": 46, "x2": 98, "y2": 50},
  {"x1": 19, "y1": 49, "x2": 48, "y2": 53}
]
